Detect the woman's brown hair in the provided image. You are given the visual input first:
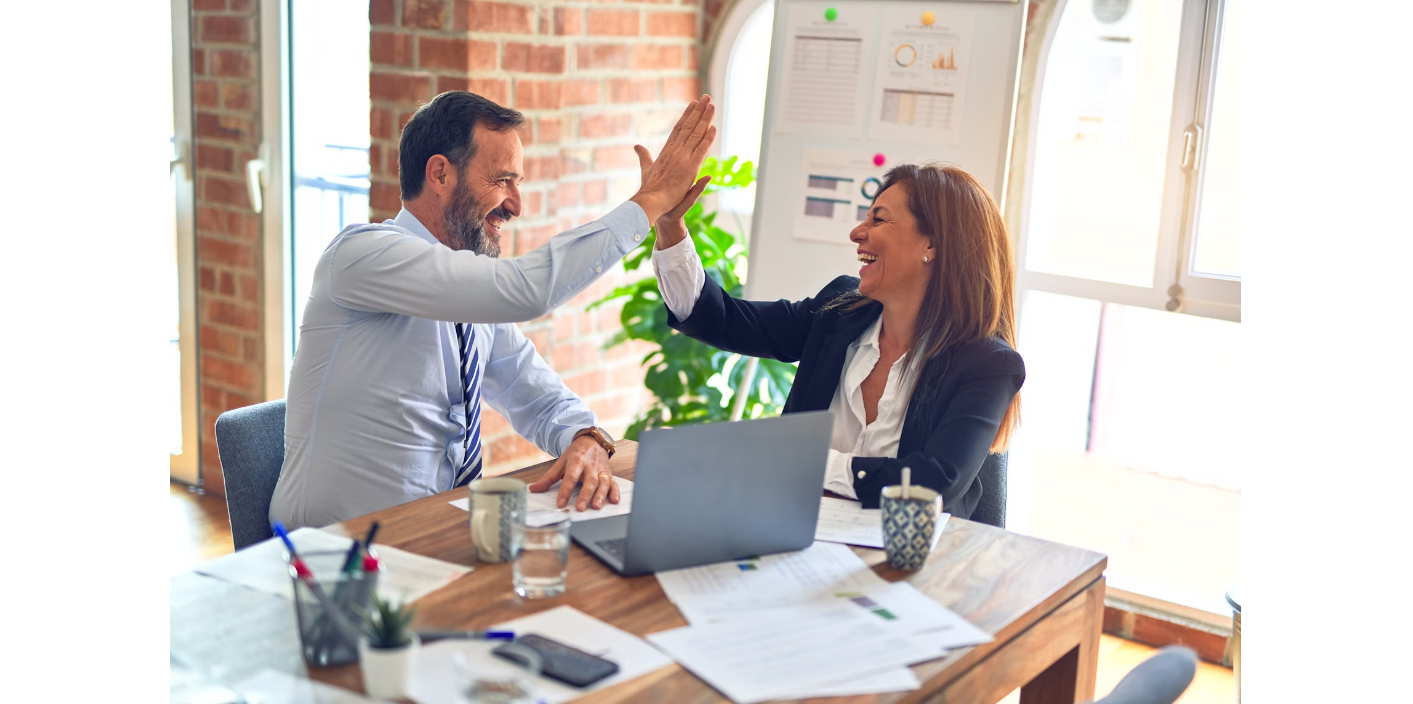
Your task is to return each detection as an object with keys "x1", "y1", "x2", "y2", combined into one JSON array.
[{"x1": 831, "y1": 163, "x2": 1020, "y2": 452}]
